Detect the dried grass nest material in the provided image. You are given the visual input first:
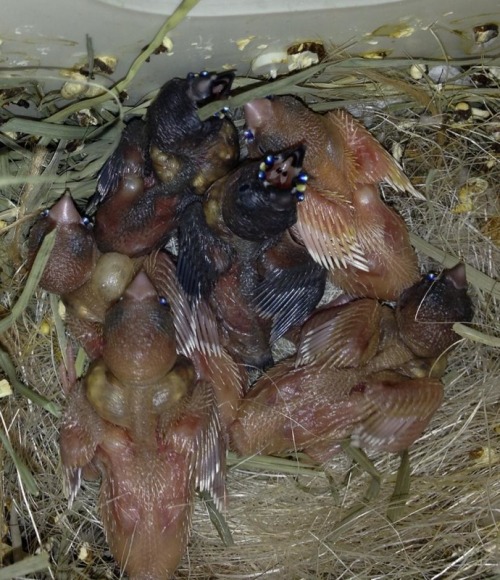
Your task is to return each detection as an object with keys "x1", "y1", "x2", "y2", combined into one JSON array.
[{"x1": 0, "y1": 30, "x2": 499, "y2": 580}]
